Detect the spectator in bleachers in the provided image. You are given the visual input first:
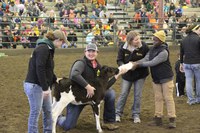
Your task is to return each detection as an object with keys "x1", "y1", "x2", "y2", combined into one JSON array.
[
  {"x1": 92, "y1": 24, "x2": 101, "y2": 40},
  {"x1": 2, "y1": 26, "x2": 13, "y2": 48},
  {"x1": 68, "y1": 9, "x2": 76, "y2": 28},
  {"x1": 28, "y1": 30, "x2": 39, "y2": 48},
  {"x1": 101, "y1": 14, "x2": 109, "y2": 25},
  {"x1": 80, "y1": 4, "x2": 88, "y2": 17},
  {"x1": 55, "y1": 0, "x2": 64, "y2": 11},
  {"x1": 118, "y1": 27, "x2": 126, "y2": 46},
  {"x1": 82, "y1": 18, "x2": 92, "y2": 35},
  {"x1": 140, "y1": 8, "x2": 149, "y2": 28},
  {"x1": 164, "y1": 3, "x2": 169, "y2": 15},
  {"x1": 26, "y1": 1, "x2": 34, "y2": 20},
  {"x1": 90, "y1": 18, "x2": 96, "y2": 28},
  {"x1": 32, "y1": 3, "x2": 40, "y2": 21},
  {"x1": 9, "y1": 1, "x2": 19, "y2": 16},
  {"x1": 134, "y1": 0, "x2": 142, "y2": 11},
  {"x1": 81, "y1": 14, "x2": 86, "y2": 25},
  {"x1": 99, "y1": 7, "x2": 109, "y2": 21},
  {"x1": 46, "y1": 10, "x2": 56, "y2": 28},
  {"x1": 1, "y1": 15, "x2": 10, "y2": 29},
  {"x1": 191, "y1": 0, "x2": 200, "y2": 7},
  {"x1": 86, "y1": 29, "x2": 95, "y2": 44},
  {"x1": 146, "y1": 0, "x2": 154, "y2": 12},
  {"x1": 1, "y1": 1, "x2": 7, "y2": 11},
  {"x1": 32, "y1": 23, "x2": 40, "y2": 36},
  {"x1": 74, "y1": 12, "x2": 82, "y2": 31},
  {"x1": 67, "y1": 28, "x2": 78, "y2": 48},
  {"x1": 169, "y1": 2, "x2": 176, "y2": 14},
  {"x1": 102, "y1": 24, "x2": 112, "y2": 43},
  {"x1": 125, "y1": 23, "x2": 133, "y2": 34},
  {"x1": 98, "y1": 0, "x2": 106, "y2": 6},
  {"x1": 175, "y1": 5, "x2": 183, "y2": 18},
  {"x1": 16, "y1": 1, "x2": 25, "y2": 16},
  {"x1": 0, "y1": 6, "x2": 4, "y2": 17},
  {"x1": 38, "y1": 8, "x2": 48, "y2": 24},
  {"x1": 12, "y1": 26, "x2": 21, "y2": 49},
  {"x1": 12, "y1": 12, "x2": 21, "y2": 24},
  {"x1": 108, "y1": 12, "x2": 114, "y2": 24},
  {"x1": 59, "y1": 8, "x2": 68, "y2": 21},
  {"x1": 62, "y1": 15, "x2": 69, "y2": 27},
  {"x1": 90, "y1": 10, "x2": 98, "y2": 20},
  {"x1": 21, "y1": 32, "x2": 30, "y2": 48},
  {"x1": 133, "y1": 10, "x2": 141, "y2": 27},
  {"x1": 35, "y1": 0, "x2": 44, "y2": 11}
]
